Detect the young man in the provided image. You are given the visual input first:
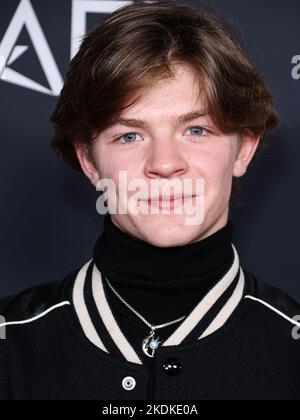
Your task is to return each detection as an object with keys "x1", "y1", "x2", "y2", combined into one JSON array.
[{"x1": 1, "y1": 1, "x2": 300, "y2": 400}]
